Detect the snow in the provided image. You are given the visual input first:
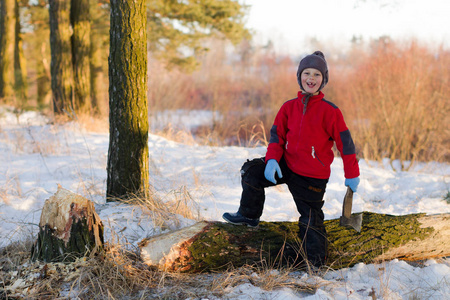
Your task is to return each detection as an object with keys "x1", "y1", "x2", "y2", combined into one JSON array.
[{"x1": 1, "y1": 107, "x2": 449, "y2": 299}]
